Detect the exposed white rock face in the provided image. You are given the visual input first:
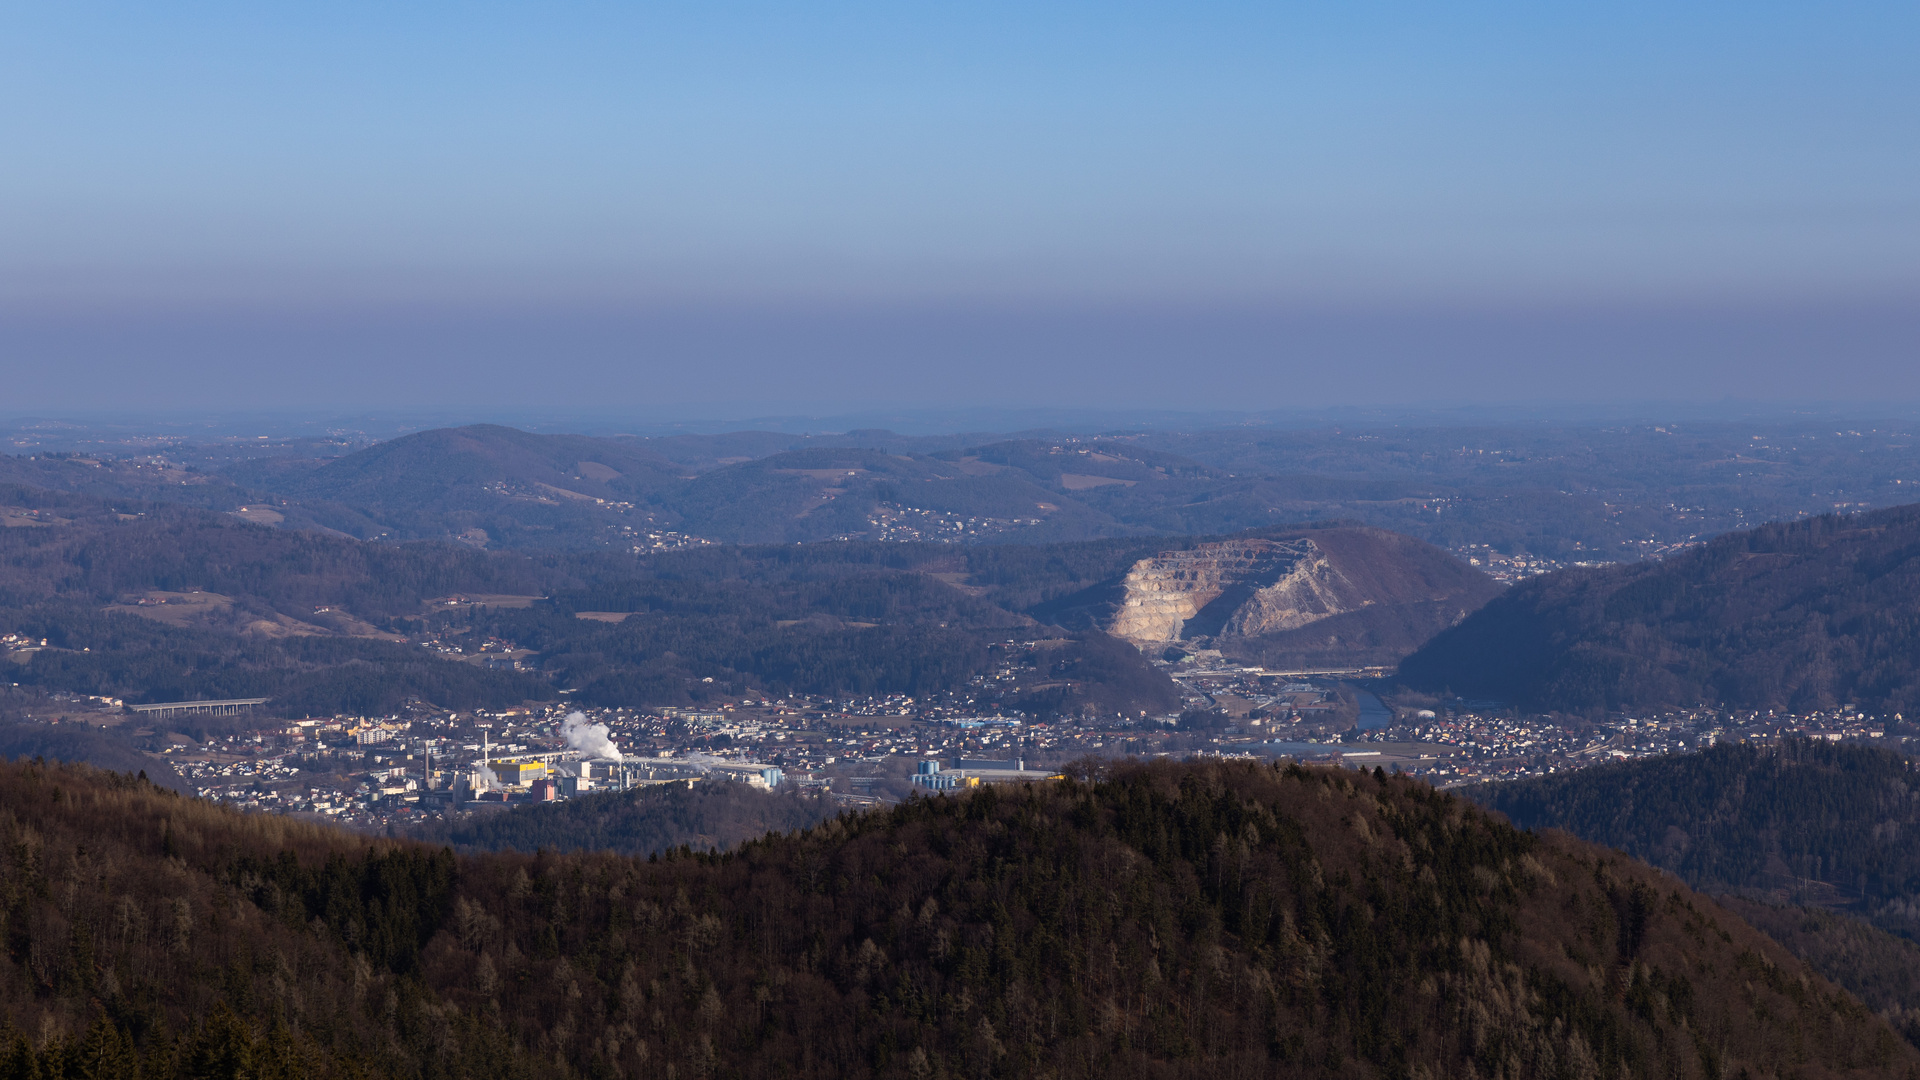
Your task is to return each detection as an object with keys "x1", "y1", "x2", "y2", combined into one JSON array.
[
  {"x1": 1108, "y1": 538, "x2": 1364, "y2": 643},
  {"x1": 1220, "y1": 546, "x2": 1365, "y2": 636},
  {"x1": 1107, "y1": 546, "x2": 1248, "y2": 642}
]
